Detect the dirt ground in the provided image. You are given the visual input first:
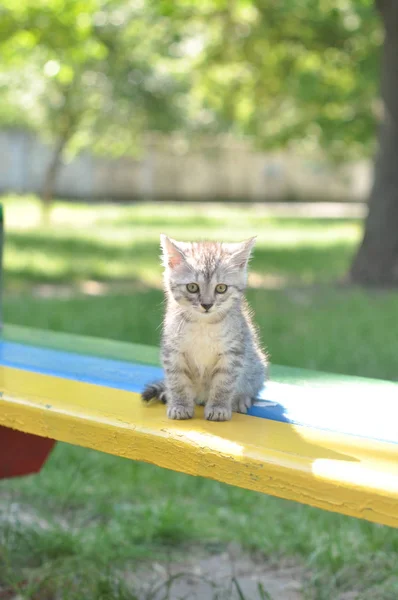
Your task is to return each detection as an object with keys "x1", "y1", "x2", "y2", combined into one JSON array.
[{"x1": 127, "y1": 545, "x2": 306, "y2": 600}]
